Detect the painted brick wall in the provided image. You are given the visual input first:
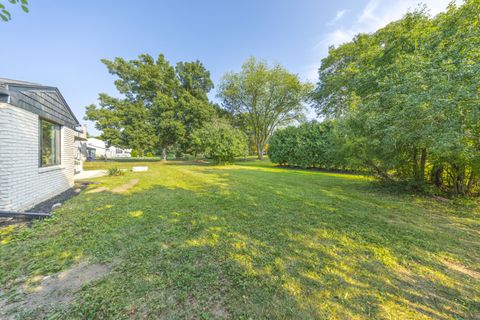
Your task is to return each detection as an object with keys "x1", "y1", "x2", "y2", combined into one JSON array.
[{"x1": 0, "y1": 103, "x2": 75, "y2": 211}]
